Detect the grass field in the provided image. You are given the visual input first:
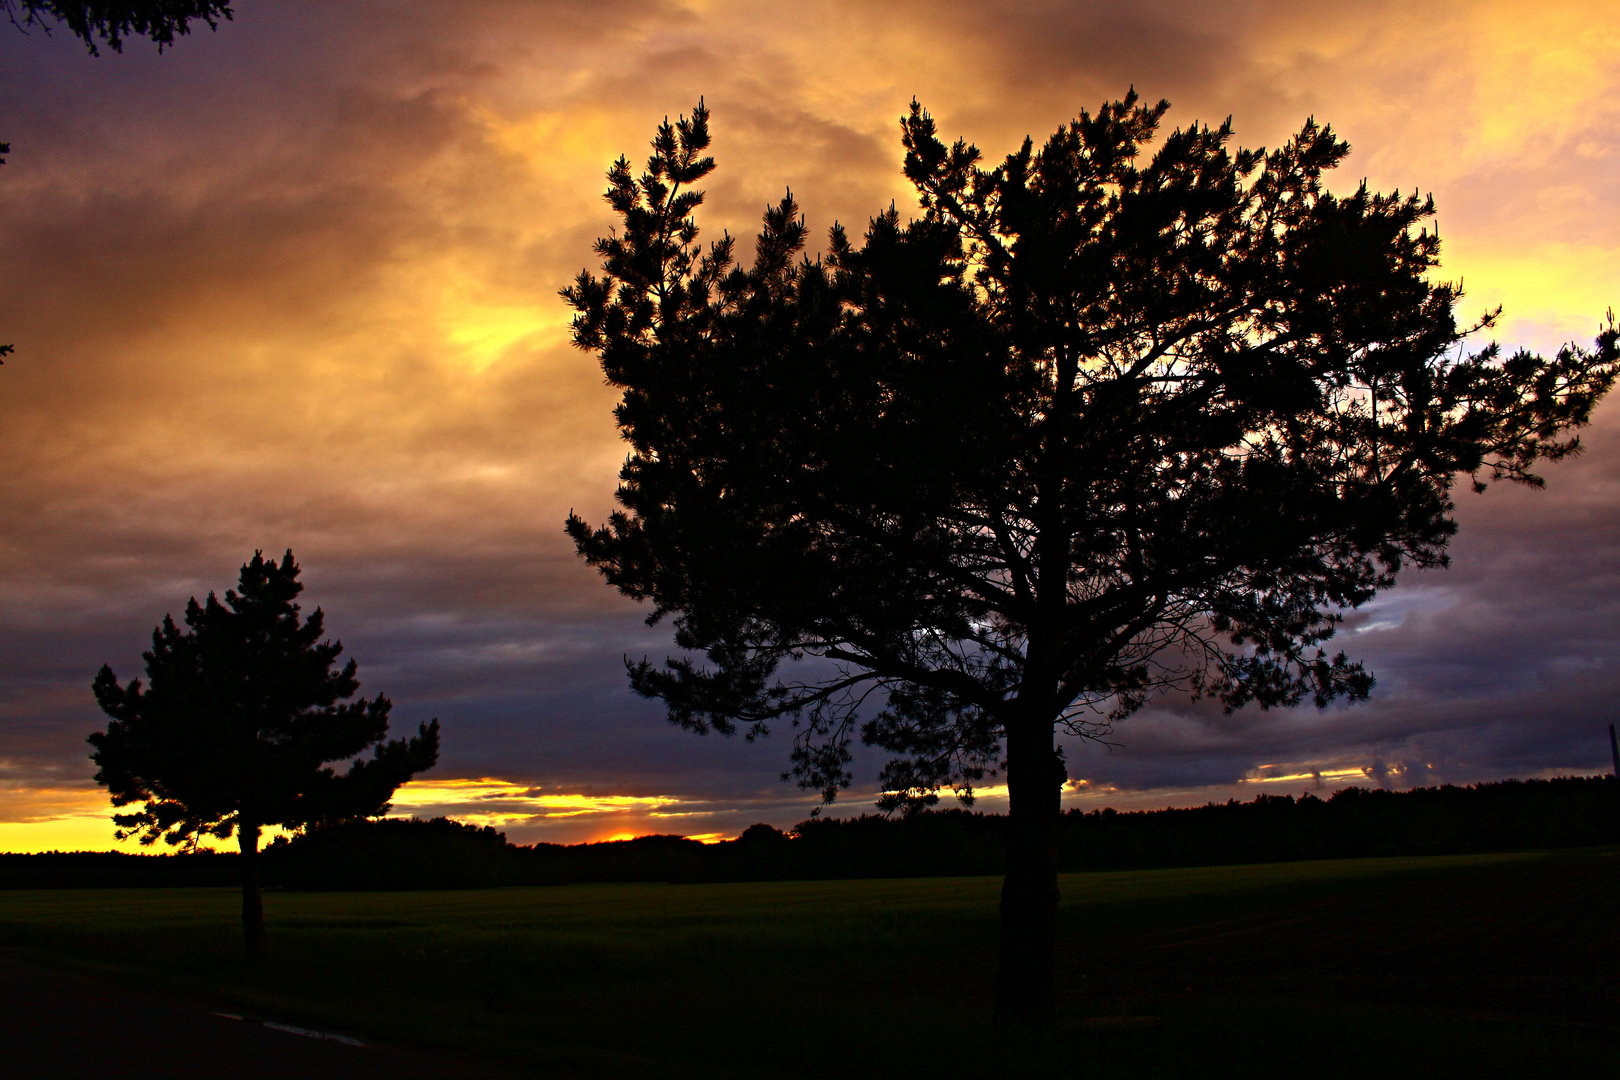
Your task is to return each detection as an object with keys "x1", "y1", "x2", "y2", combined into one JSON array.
[{"x1": 2, "y1": 849, "x2": 1616, "y2": 1078}]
